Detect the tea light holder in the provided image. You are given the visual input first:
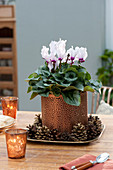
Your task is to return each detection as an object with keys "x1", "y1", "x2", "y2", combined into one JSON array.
[
  {"x1": 1, "y1": 96, "x2": 18, "y2": 119},
  {"x1": 5, "y1": 129, "x2": 27, "y2": 159}
]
